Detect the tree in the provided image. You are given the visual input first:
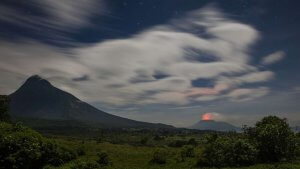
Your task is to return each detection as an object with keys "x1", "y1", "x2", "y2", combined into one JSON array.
[
  {"x1": 244, "y1": 116, "x2": 297, "y2": 162},
  {"x1": 0, "y1": 95, "x2": 10, "y2": 122},
  {"x1": 0, "y1": 123, "x2": 76, "y2": 169},
  {"x1": 197, "y1": 135, "x2": 257, "y2": 168}
]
